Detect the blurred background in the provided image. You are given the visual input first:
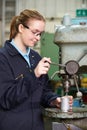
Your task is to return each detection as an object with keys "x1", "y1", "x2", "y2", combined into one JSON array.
[
  {"x1": 0, "y1": 0, "x2": 87, "y2": 45},
  {"x1": 0, "y1": 1, "x2": 87, "y2": 130},
  {"x1": 0, "y1": 0, "x2": 87, "y2": 79}
]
